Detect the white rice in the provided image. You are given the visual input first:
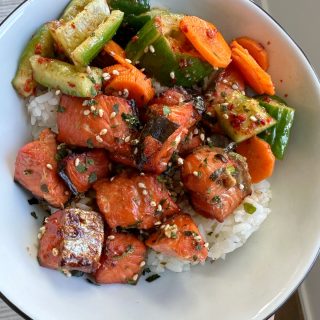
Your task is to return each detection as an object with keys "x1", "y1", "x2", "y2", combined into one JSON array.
[{"x1": 147, "y1": 180, "x2": 271, "y2": 272}]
